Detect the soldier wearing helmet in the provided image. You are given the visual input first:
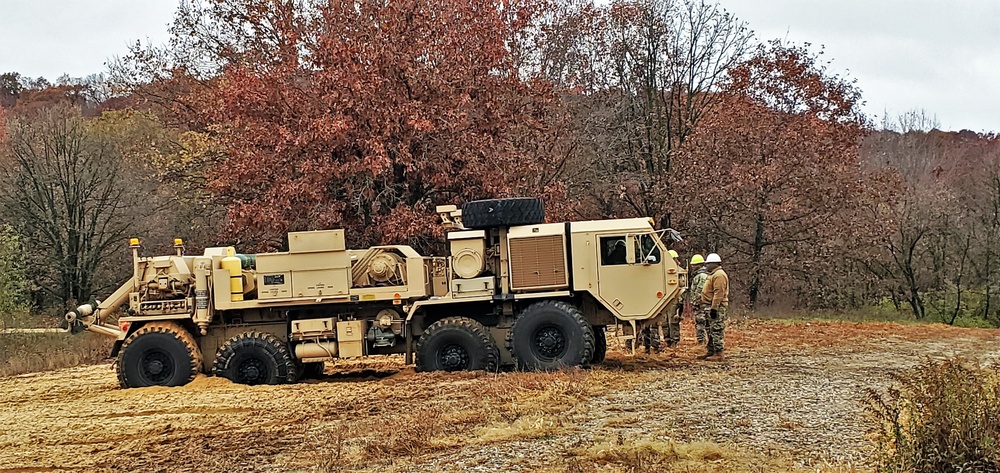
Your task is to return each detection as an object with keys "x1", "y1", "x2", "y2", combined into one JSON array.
[
  {"x1": 668, "y1": 249, "x2": 680, "y2": 265},
  {"x1": 661, "y1": 249, "x2": 683, "y2": 348},
  {"x1": 700, "y1": 253, "x2": 729, "y2": 357},
  {"x1": 687, "y1": 254, "x2": 710, "y2": 344}
]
